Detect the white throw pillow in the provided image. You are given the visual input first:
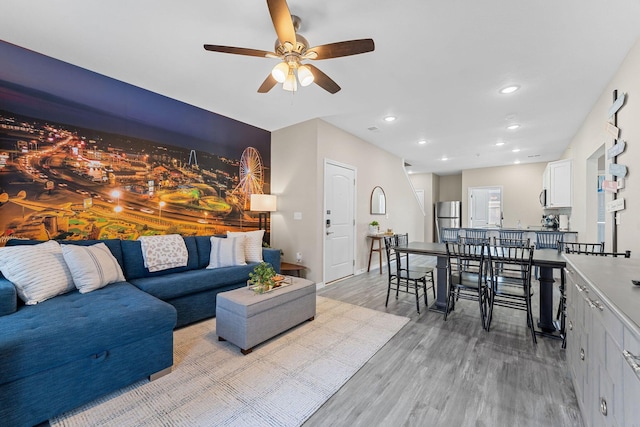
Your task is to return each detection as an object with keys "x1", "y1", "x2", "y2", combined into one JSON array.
[
  {"x1": 207, "y1": 236, "x2": 246, "y2": 268},
  {"x1": 227, "y1": 230, "x2": 264, "y2": 263},
  {"x1": 61, "y1": 243, "x2": 125, "y2": 293},
  {"x1": 0, "y1": 240, "x2": 75, "y2": 304}
]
